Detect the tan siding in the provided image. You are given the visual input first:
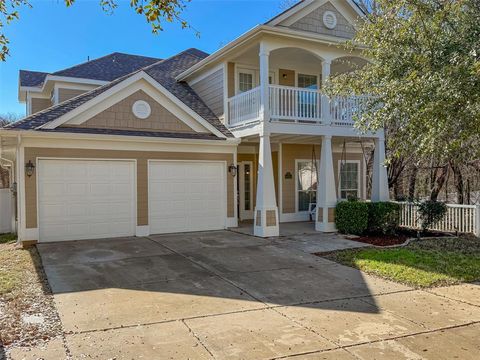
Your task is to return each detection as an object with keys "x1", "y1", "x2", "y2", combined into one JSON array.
[
  {"x1": 279, "y1": 69, "x2": 295, "y2": 86},
  {"x1": 64, "y1": 90, "x2": 197, "y2": 133},
  {"x1": 24, "y1": 148, "x2": 234, "y2": 230},
  {"x1": 31, "y1": 98, "x2": 51, "y2": 114},
  {"x1": 289, "y1": 2, "x2": 356, "y2": 39},
  {"x1": 191, "y1": 69, "x2": 224, "y2": 117},
  {"x1": 58, "y1": 88, "x2": 87, "y2": 103},
  {"x1": 281, "y1": 144, "x2": 365, "y2": 214}
]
